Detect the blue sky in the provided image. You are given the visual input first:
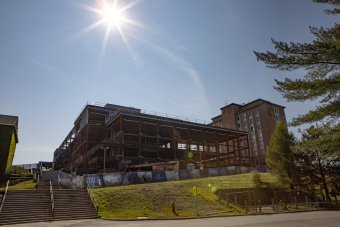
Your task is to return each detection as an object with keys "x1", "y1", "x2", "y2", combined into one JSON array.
[{"x1": 0, "y1": 0, "x2": 337, "y2": 164}]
